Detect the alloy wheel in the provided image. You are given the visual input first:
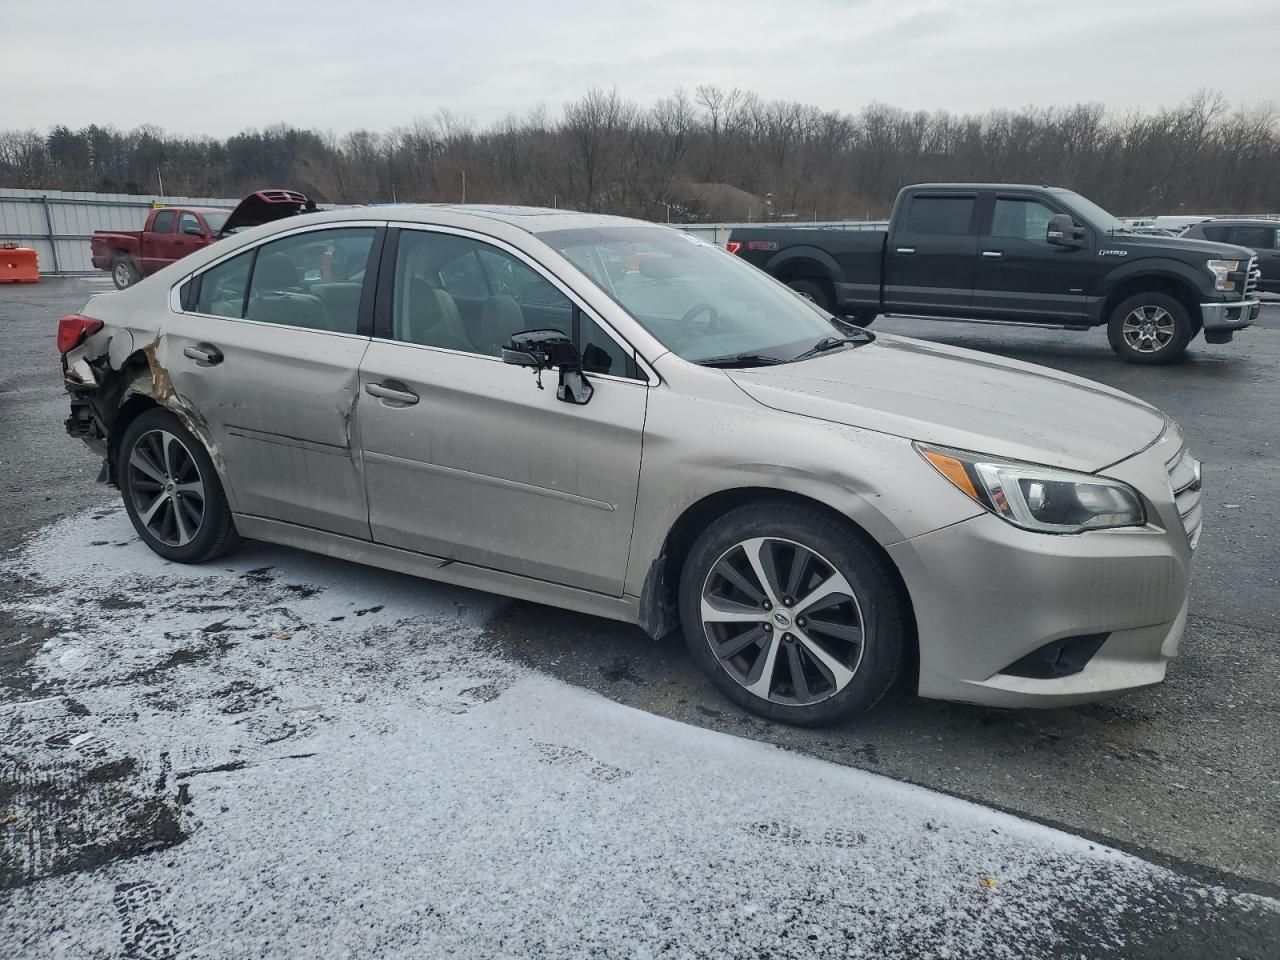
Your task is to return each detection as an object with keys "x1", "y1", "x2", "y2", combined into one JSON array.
[
  {"x1": 113, "y1": 262, "x2": 131, "y2": 287},
  {"x1": 1121, "y1": 305, "x2": 1175, "y2": 353},
  {"x1": 127, "y1": 429, "x2": 206, "y2": 547},
  {"x1": 700, "y1": 537, "x2": 865, "y2": 705}
]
